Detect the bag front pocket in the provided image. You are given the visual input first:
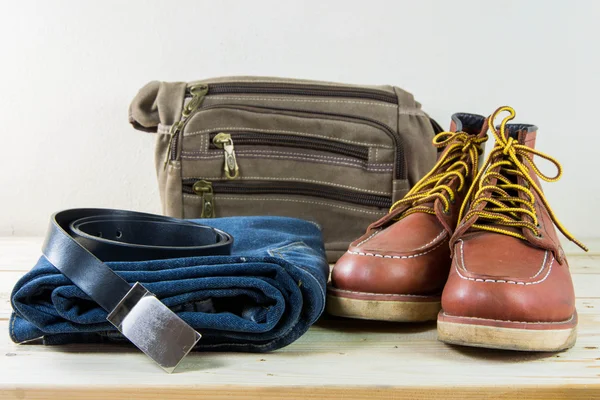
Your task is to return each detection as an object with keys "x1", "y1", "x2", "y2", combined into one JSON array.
[
  {"x1": 198, "y1": 130, "x2": 376, "y2": 181},
  {"x1": 170, "y1": 102, "x2": 404, "y2": 178},
  {"x1": 209, "y1": 131, "x2": 370, "y2": 160},
  {"x1": 130, "y1": 78, "x2": 437, "y2": 261},
  {"x1": 174, "y1": 99, "x2": 400, "y2": 261},
  {"x1": 182, "y1": 179, "x2": 392, "y2": 218},
  {"x1": 181, "y1": 179, "x2": 389, "y2": 261},
  {"x1": 177, "y1": 105, "x2": 398, "y2": 189}
]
